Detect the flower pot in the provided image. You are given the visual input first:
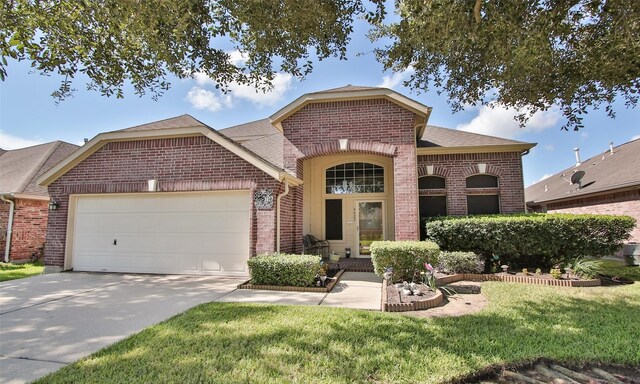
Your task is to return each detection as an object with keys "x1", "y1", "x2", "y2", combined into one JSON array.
[
  {"x1": 329, "y1": 253, "x2": 340, "y2": 262},
  {"x1": 623, "y1": 243, "x2": 640, "y2": 266}
]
